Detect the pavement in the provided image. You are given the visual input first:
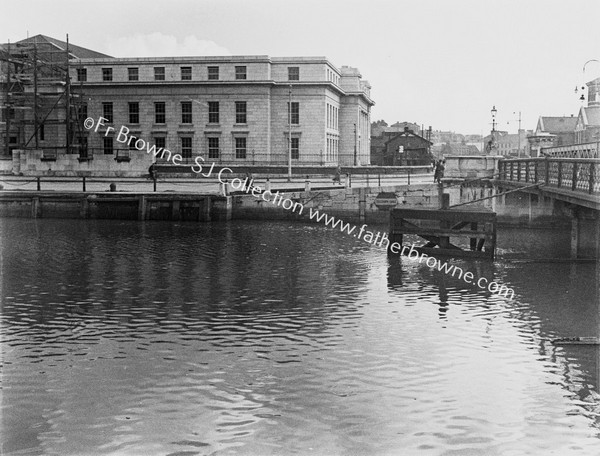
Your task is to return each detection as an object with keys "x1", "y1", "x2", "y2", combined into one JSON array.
[{"x1": 0, "y1": 173, "x2": 434, "y2": 194}]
